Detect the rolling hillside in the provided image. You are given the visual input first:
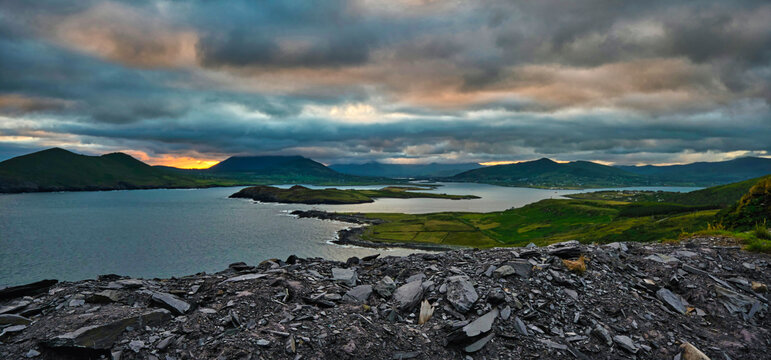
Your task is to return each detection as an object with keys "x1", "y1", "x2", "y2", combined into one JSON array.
[
  {"x1": 617, "y1": 157, "x2": 771, "y2": 186},
  {"x1": 450, "y1": 158, "x2": 650, "y2": 188},
  {"x1": 203, "y1": 155, "x2": 389, "y2": 185},
  {"x1": 567, "y1": 175, "x2": 770, "y2": 207},
  {"x1": 0, "y1": 148, "x2": 201, "y2": 193},
  {"x1": 718, "y1": 176, "x2": 771, "y2": 230},
  {"x1": 352, "y1": 176, "x2": 769, "y2": 249},
  {"x1": 0, "y1": 149, "x2": 395, "y2": 193}
]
